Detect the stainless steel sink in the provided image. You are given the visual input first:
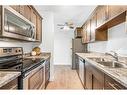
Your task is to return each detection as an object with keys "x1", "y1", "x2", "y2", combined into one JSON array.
[
  {"x1": 88, "y1": 57, "x2": 105, "y2": 62},
  {"x1": 97, "y1": 61, "x2": 127, "y2": 68},
  {"x1": 88, "y1": 57, "x2": 127, "y2": 68}
]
